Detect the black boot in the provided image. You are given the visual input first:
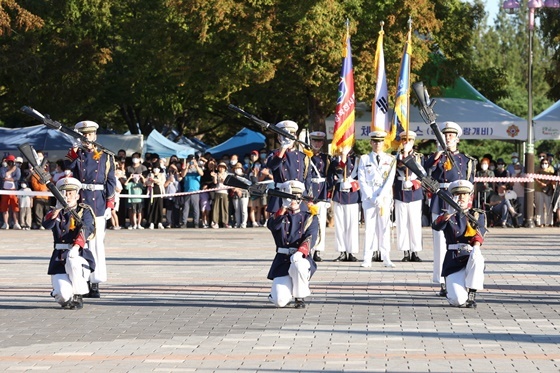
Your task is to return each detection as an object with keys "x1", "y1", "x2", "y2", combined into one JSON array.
[
  {"x1": 373, "y1": 251, "x2": 383, "y2": 262},
  {"x1": 347, "y1": 253, "x2": 358, "y2": 262},
  {"x1": 294, "y1": 298, "x2": 306, "y2": 309},
  {"x1": 402, "y1": 250, "x2": 411, "y2": 262},
  {"x1": 333, "y1": 252, "x2": 347, "y2": 262},
  {"x1": 438, "y1": 283, "x2": 447, "y2": 297},
  {"x1": 466, "y1": 290, "x2": 477, "y2": 308},
  {"x1": 83, "y1": 281, "x2": 92, "y2": 298},
  {"x1": 89, "y1": 283, "x2": 100, "y2": 298},
  {"x1": 313, "y1": 251, "x2": 322, "y2": 262},
  {"x1": 411, "y1": 252, "x2": 423, "y2": 262}
]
